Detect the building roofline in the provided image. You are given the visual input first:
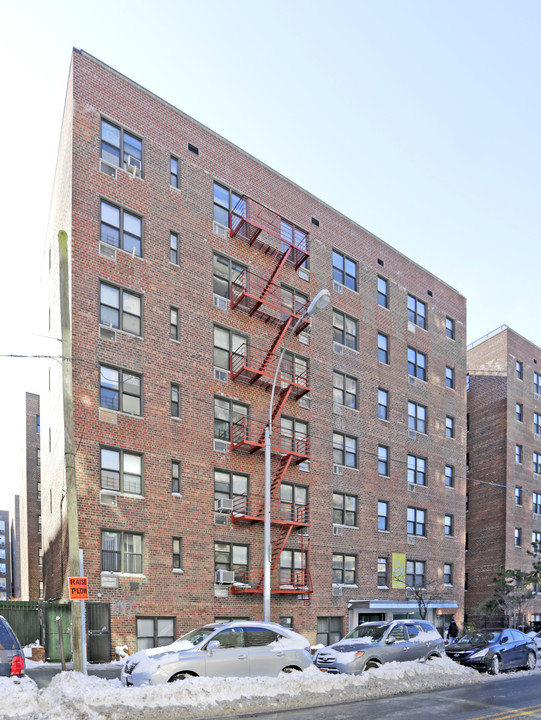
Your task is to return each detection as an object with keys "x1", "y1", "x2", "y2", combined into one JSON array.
[
  {"x1": 468, "y1": 324, "x2": 541, "y2": 355},
  {"x1": 75, "y1": 48, "x2": 465, "y2": 301}
]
